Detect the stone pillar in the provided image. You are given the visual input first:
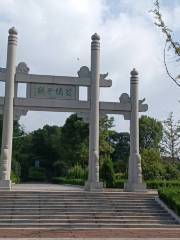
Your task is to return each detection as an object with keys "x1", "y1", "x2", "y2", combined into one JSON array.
[
  {"x1": 0, "y1": 27, "x2": 18, "y2": 190},
  {"x1": 124, "y1": 69, "x2": 146, "y2": 192},
  {"x1": 85, "y1": 33, "x2": 103, "y2": 191}
]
